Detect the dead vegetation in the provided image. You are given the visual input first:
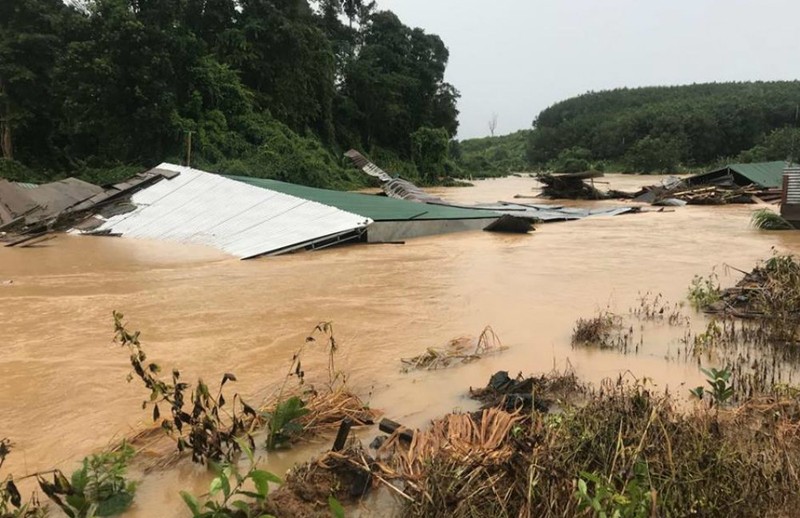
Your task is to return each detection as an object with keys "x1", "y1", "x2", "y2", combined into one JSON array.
[
  {"x1": 373, "y1": 372, "x2": 800, "y2": 518},
  {"x1": 536, "y1": 172, "x2": 606, "y2": 199},
  {"x1": 571, "y1": 310, "x2": 629, "y2": 349},
  {"x1": 401, "y1": 326, "x2": 506, "y2": 371},
  {"x1": 266, "y1": 444, "x2": 377, "y2": 517}
]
